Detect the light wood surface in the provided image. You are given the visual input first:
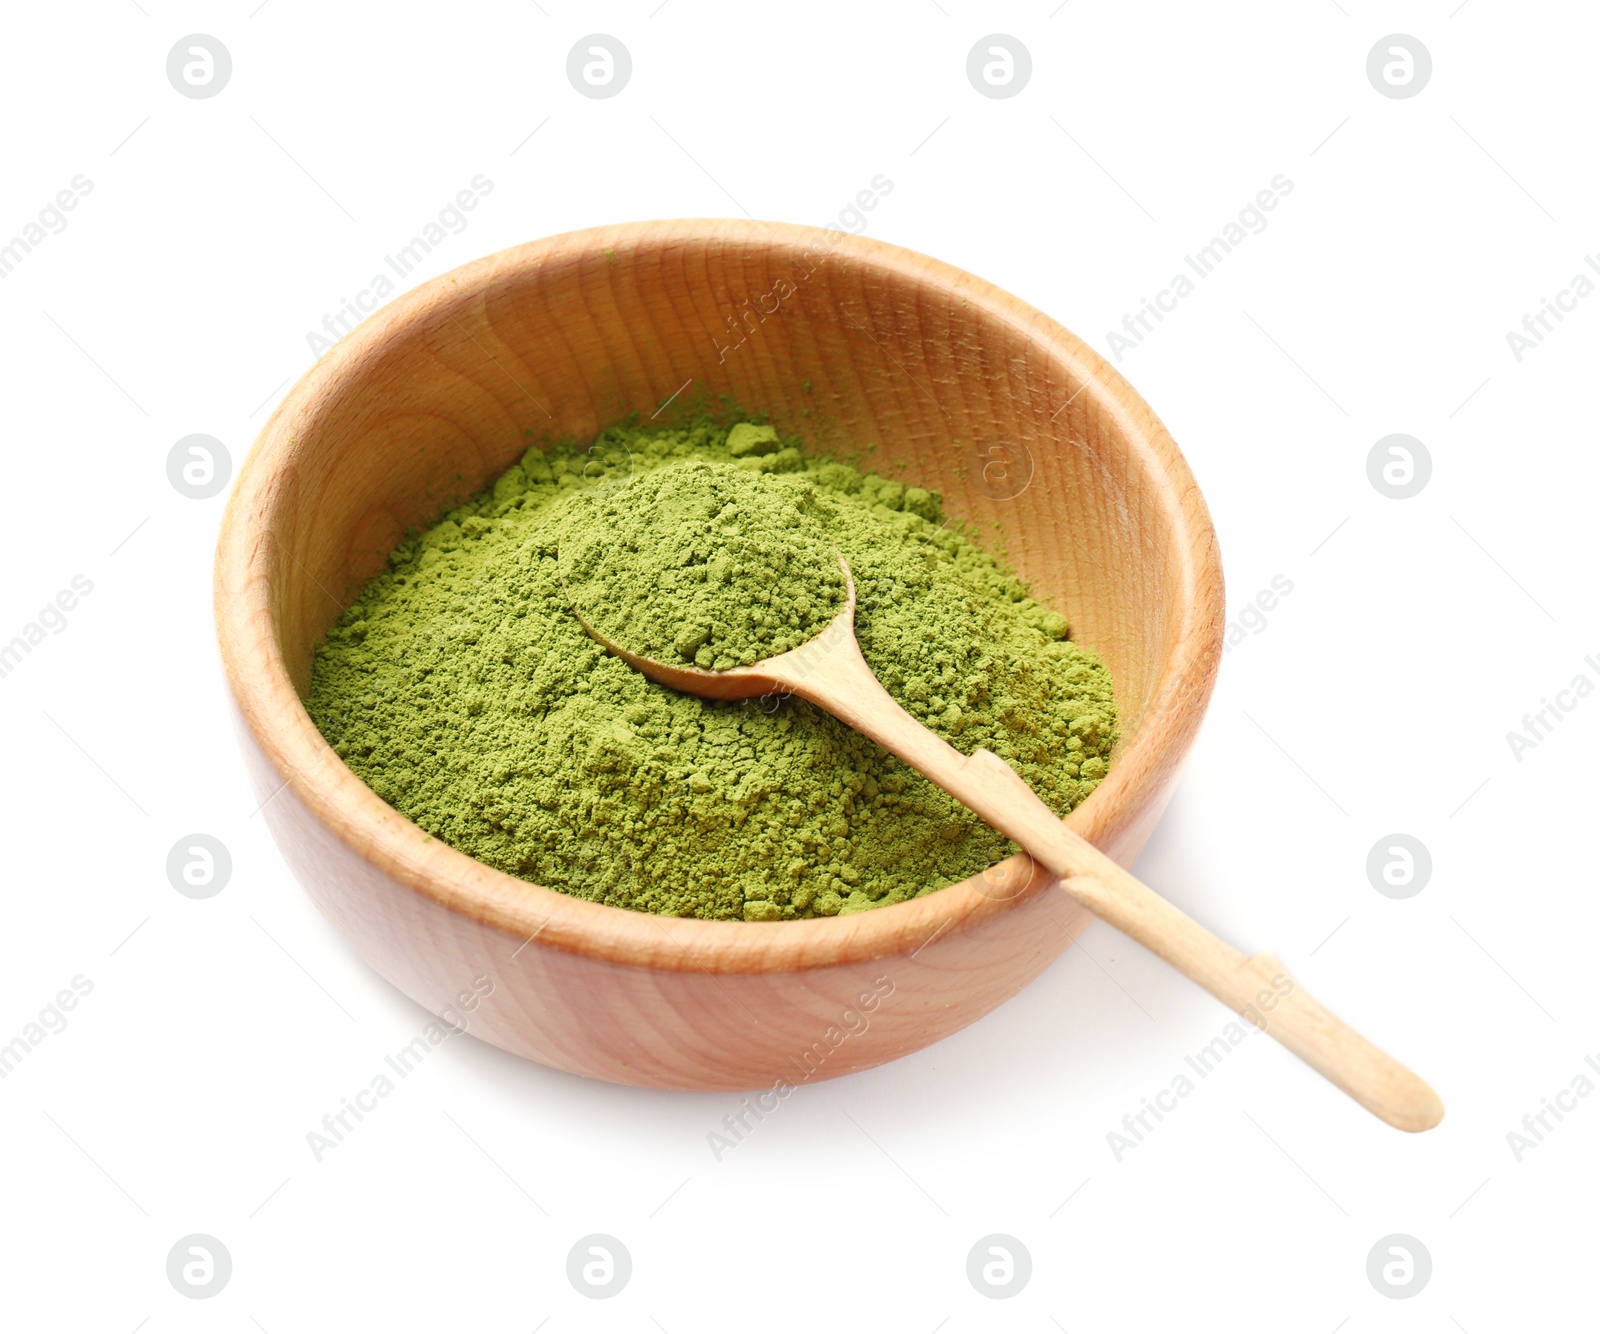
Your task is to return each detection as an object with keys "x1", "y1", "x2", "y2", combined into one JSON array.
[
  {"x1": 216, "y1": 219, "x2": 1237, "y2": 1092},
  {"x1": 583, "y1": 576, "x2": 1441, "y2": 1130}
]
